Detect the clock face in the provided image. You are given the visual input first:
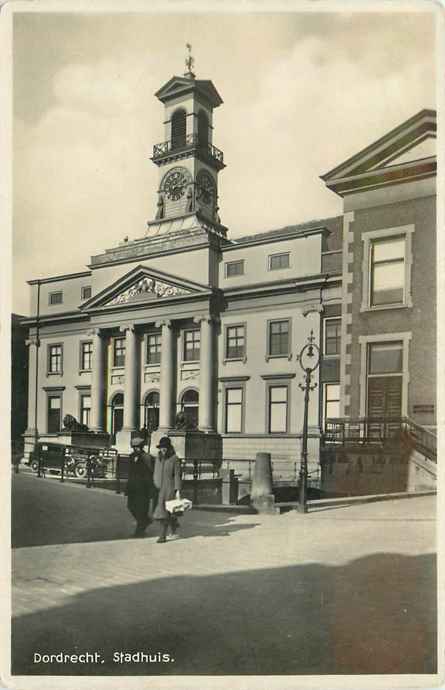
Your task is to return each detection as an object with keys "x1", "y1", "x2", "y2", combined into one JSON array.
[
  {"x1": 196, "y1": 170, "x2": 215, "y2": 206},
  {"x1": 163, "y1": 168, "x2": 188, "y2": 201}
]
